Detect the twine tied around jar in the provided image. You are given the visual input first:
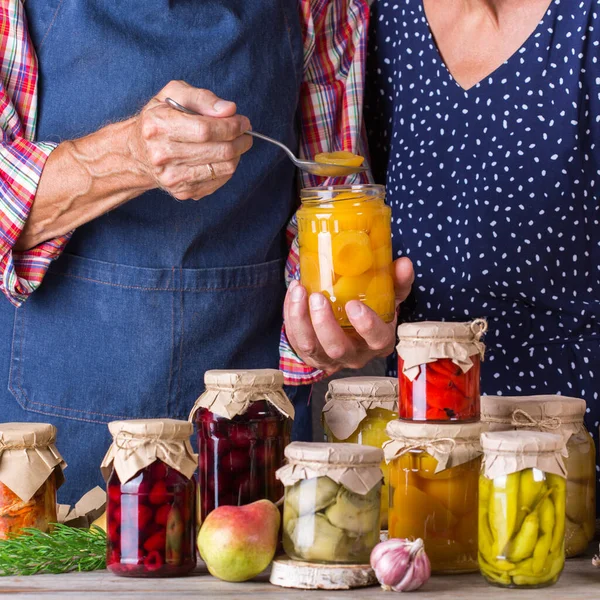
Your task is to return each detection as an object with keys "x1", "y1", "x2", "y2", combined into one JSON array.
[
  {"x1": 0, "y1": 440, "x2": 53, "y2": 456},
  {"x1": 510, "y1": 409, "x2": 562, "y2": 431},
  {"x1": 114, "y1": 431, "x2": 186, "y2": 461},
  {"x1": 393, "y1": 437, "x2": 457, "y2": 458}
]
